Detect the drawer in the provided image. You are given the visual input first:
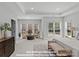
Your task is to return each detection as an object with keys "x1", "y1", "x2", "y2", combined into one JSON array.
[
  {"x1": 0, "y1": 43, "x2": 4, "y2": 48},
  {"x1": 0, "y1": 48, "x2": 4, "y2": 57}
]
